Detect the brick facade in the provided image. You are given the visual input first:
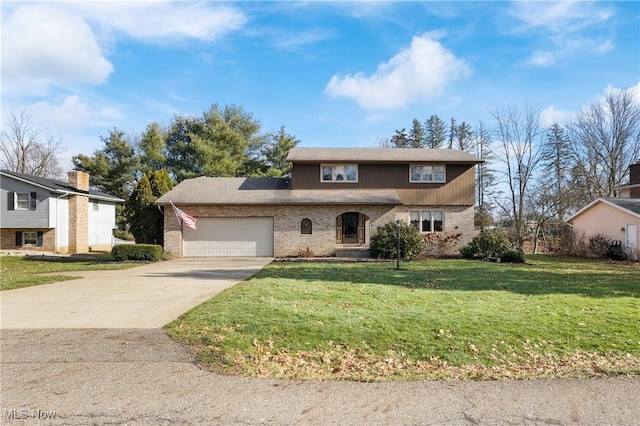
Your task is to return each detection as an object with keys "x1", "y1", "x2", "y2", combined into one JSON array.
[
  {"x1": 1, "y1": 228, "x2": 56, "y2": 252},
  {"x1": 164, "y1": 204, "x2": 475, "y2": 258}
]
